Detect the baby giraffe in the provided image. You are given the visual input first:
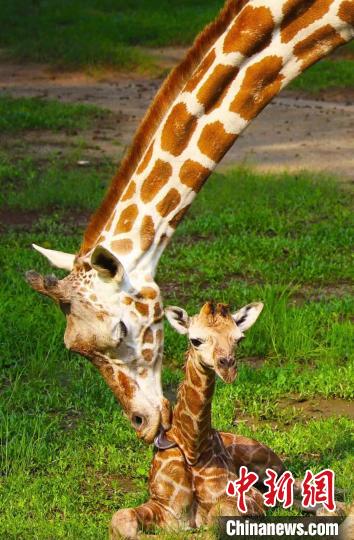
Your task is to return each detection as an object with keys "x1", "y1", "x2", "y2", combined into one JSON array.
[{"x1": 110, "y1": 301, "x2": 283, "y2": 539}]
